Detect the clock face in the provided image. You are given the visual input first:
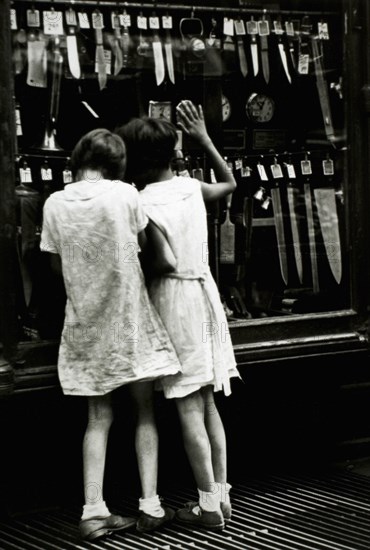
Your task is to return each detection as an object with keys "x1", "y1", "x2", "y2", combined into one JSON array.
[
  {"x1": 148, "y1": 101, "x2": 172, "y2": 121},
  {"x1": 246, "y1": 93, "x2": 275, "y2": 123},
  {"x1": 221, "y1": 94, "x2": 231, "y2": 122}
]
